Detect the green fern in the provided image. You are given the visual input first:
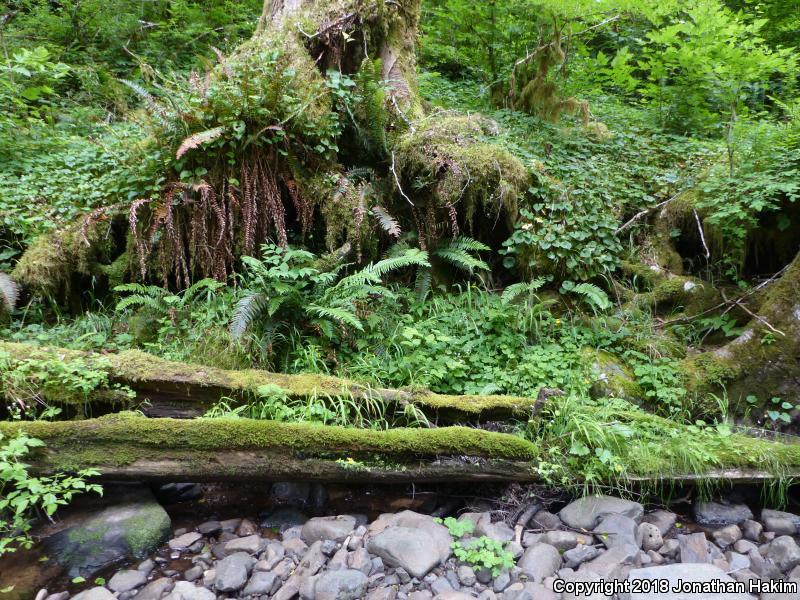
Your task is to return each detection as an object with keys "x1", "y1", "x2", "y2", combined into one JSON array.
[
  {"x1": 337, "y1": 248, "x2": 429, "y2": 288},
  {"x1": 432, "y1": 237, "x2": 489, "y2": 273},
  {"x1": 501, "y1": 278, "x2": 546, "y2": 304},
  {"x1": 307, "y1": 305, "x2": 363, "y2": 330},
  {"x1": 568, "y1": 282, "x2": 612, "y2": 313},
  {"x1": 230, "y1": 292, "x2": 269, "y2": 340},
  {"x1": 230, "y1": 244, "x2": 425, "y2": 362},
  {"x1": 119, "y1": 79, "x2": 169, "y2": 127}
]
